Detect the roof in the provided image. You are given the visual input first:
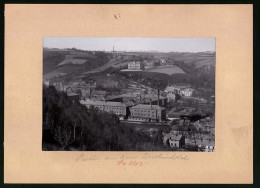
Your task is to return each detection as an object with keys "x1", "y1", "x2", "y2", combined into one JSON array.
[
  {"x1": 92, "y1": 90, "x2": 107, "y2": 95},
  {"x1": 80, "y1": 99, "x2": 104, "y2": 106},
  {"x1": 130, "y1": 104, "x2": 165, "y2": 110},
  {"x1": 169, "y1": 135, "x2": 183, "y2": 141},
  {"x1": 67, "y1": 92, "x2": 79, "y2": 97},
  {"x1": 166, "y1": 84, "x2": 191, "y2": 89},
  {"x1": 107, "y1": 93, "x2": 137, "y2": 99},
  {"x1": 123, "y1": 101, "x2": 135, "y2": 107},
  {"x1": 104, "y1": 101, "x2": 128, "y2": 107},
  {"x1": 80, "y1": 99, "x2": 132, "y2": 107}
]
